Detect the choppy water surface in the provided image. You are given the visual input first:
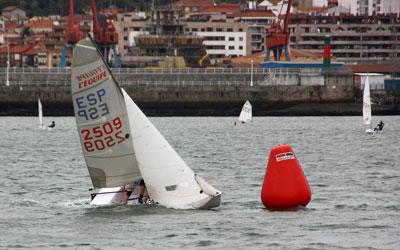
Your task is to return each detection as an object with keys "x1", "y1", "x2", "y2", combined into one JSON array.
[{"x1": 0, "y1": 116, "x2": 399, "y2": 249}]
